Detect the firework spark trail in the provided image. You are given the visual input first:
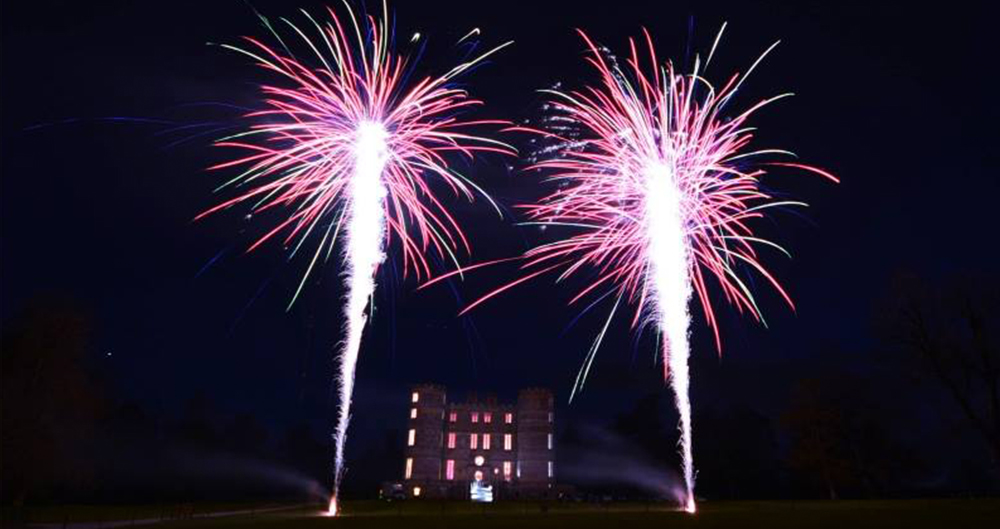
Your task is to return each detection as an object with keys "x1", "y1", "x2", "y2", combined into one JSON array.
[
  {"x1": 198, "y1": 3, "x2": 513, "y2": 515},
  {"x1": 643, "y1": 162, "x2": 696, "y2": 512},
  {"x1": 332, "y1": 122, "x2": 389, "y2": 515},
  {"x1": 426, "y1": 26, "x2": 837, "y2": 512}
]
